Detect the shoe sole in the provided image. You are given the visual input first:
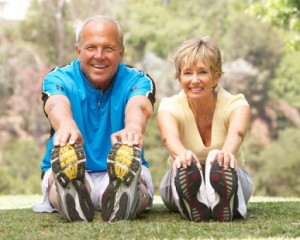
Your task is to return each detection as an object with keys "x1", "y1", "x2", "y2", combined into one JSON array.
[
  {"x1": 210, "y1": 160, "x2": 238, "y2": 222},
  {"x1": 175, "y1": 162, "x2": 211, "y2": 222},
  {"x1": 101, "y1": 142, "x2": 141, "y2": 222},
  {"x1": 51, "y1": 143, "x2": 94, "y2": 222}
]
